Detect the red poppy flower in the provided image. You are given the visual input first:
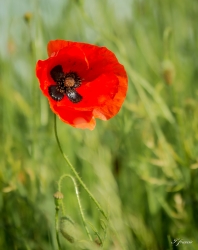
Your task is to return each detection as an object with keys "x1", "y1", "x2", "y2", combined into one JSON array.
[{"x1": 36, "y1": 40, "x2": 128, "y2": 130}]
